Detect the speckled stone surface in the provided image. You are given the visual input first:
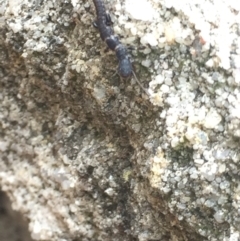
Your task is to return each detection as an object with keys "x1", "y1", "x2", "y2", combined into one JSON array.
[{"x1": 0, "y1": 0, "x2": 240, "y2": 240}]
